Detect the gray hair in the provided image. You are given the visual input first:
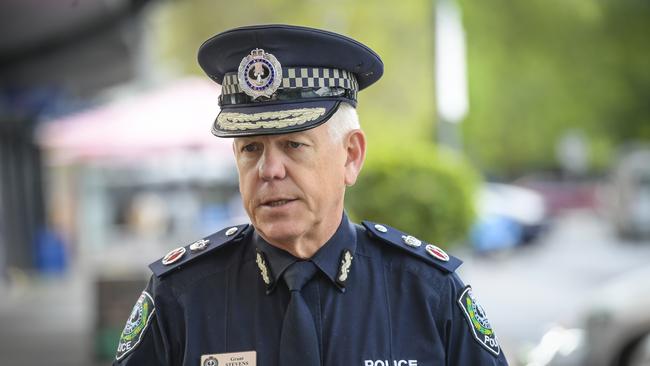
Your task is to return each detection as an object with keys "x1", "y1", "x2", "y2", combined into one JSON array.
[{"x1": 327, "y1": 103, "x2": 360, "y2": 143}]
